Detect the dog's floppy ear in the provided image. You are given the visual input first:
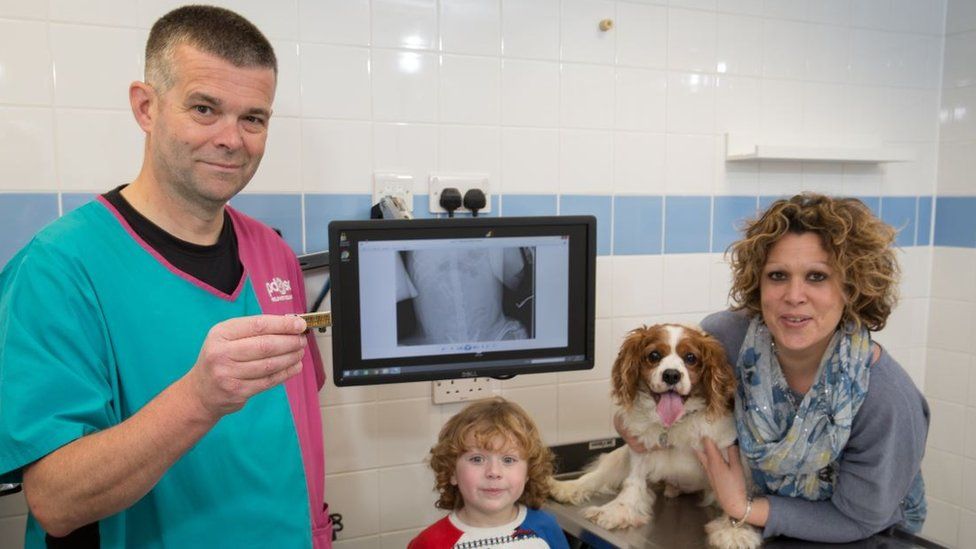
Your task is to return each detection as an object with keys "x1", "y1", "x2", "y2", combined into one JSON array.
[
  {"x1": 699, "y1": 332, "x2": 736, "y2": 419},
  {"x1": 611, "y1": 327, "x2": 648, "y2": 409}
]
